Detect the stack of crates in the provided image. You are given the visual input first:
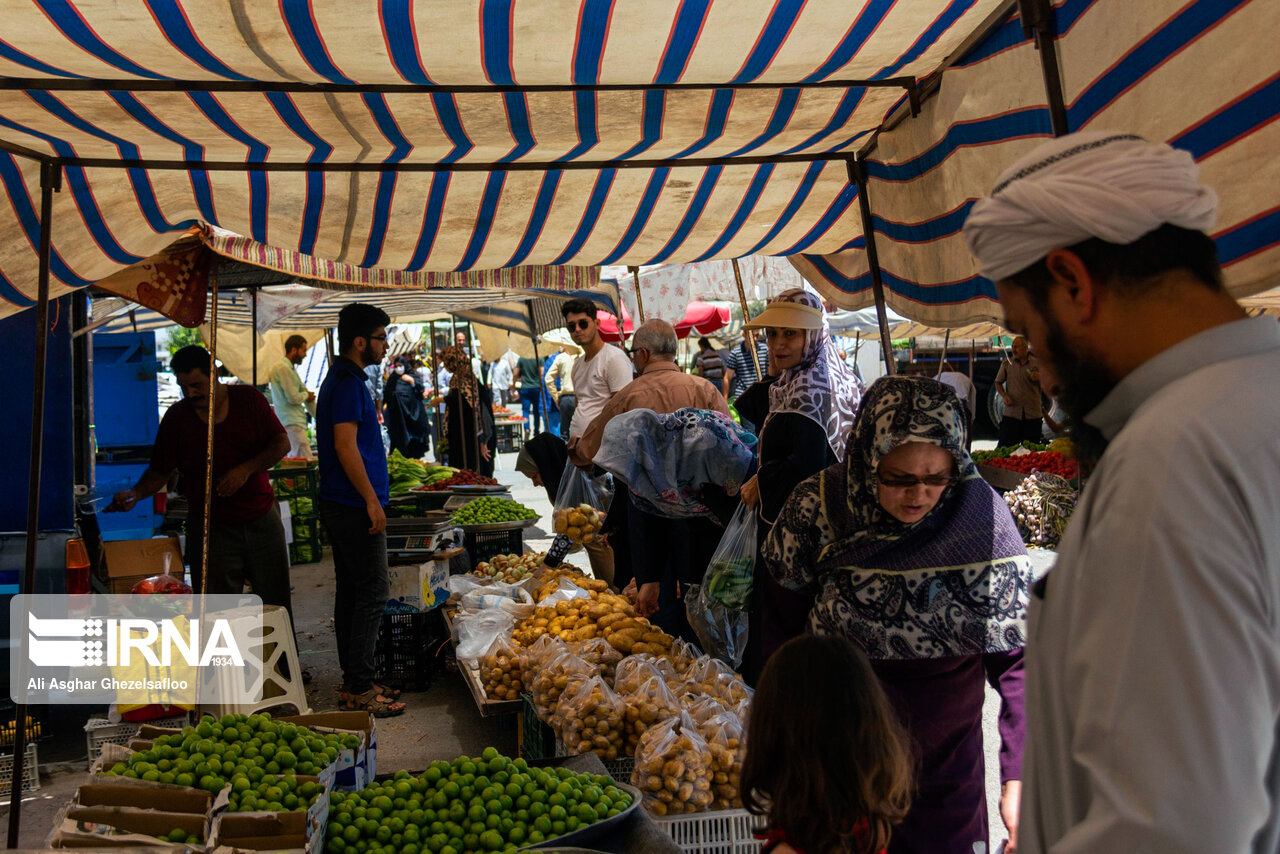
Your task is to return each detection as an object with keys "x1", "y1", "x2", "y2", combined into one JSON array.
[
  {"x1": 0, "y1": 704, "x2": 43, "y2": 794},
  {"x1": 271, "y1": 464, "x2": 322, "y2": 564}
]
